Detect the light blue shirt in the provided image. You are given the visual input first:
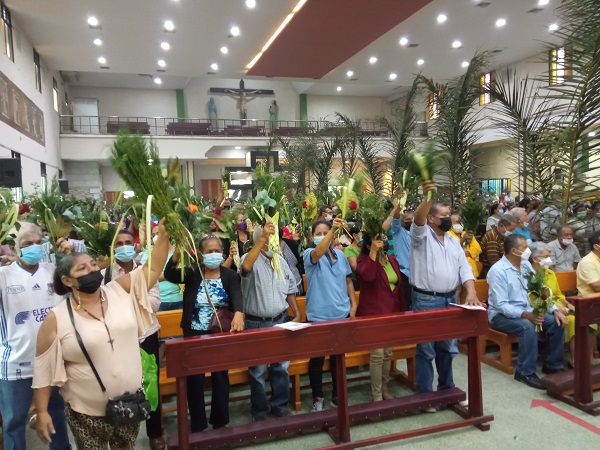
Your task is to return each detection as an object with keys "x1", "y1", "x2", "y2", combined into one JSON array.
[
  {"x1": 391, "y1": 217, "x2": 410, "y2": 277},
  {"x1": 486, "y1": 256, "x2": 556, "y2": 322},
  {"x1": 514, "y1": 227, "x2": 532, "y2": 242},
  {"x1": 409, "y1": 223, "x2": 474, "y2": 292},
  {"x1": 304, "y1": 247, "x2": 352, "y2": 322}
]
